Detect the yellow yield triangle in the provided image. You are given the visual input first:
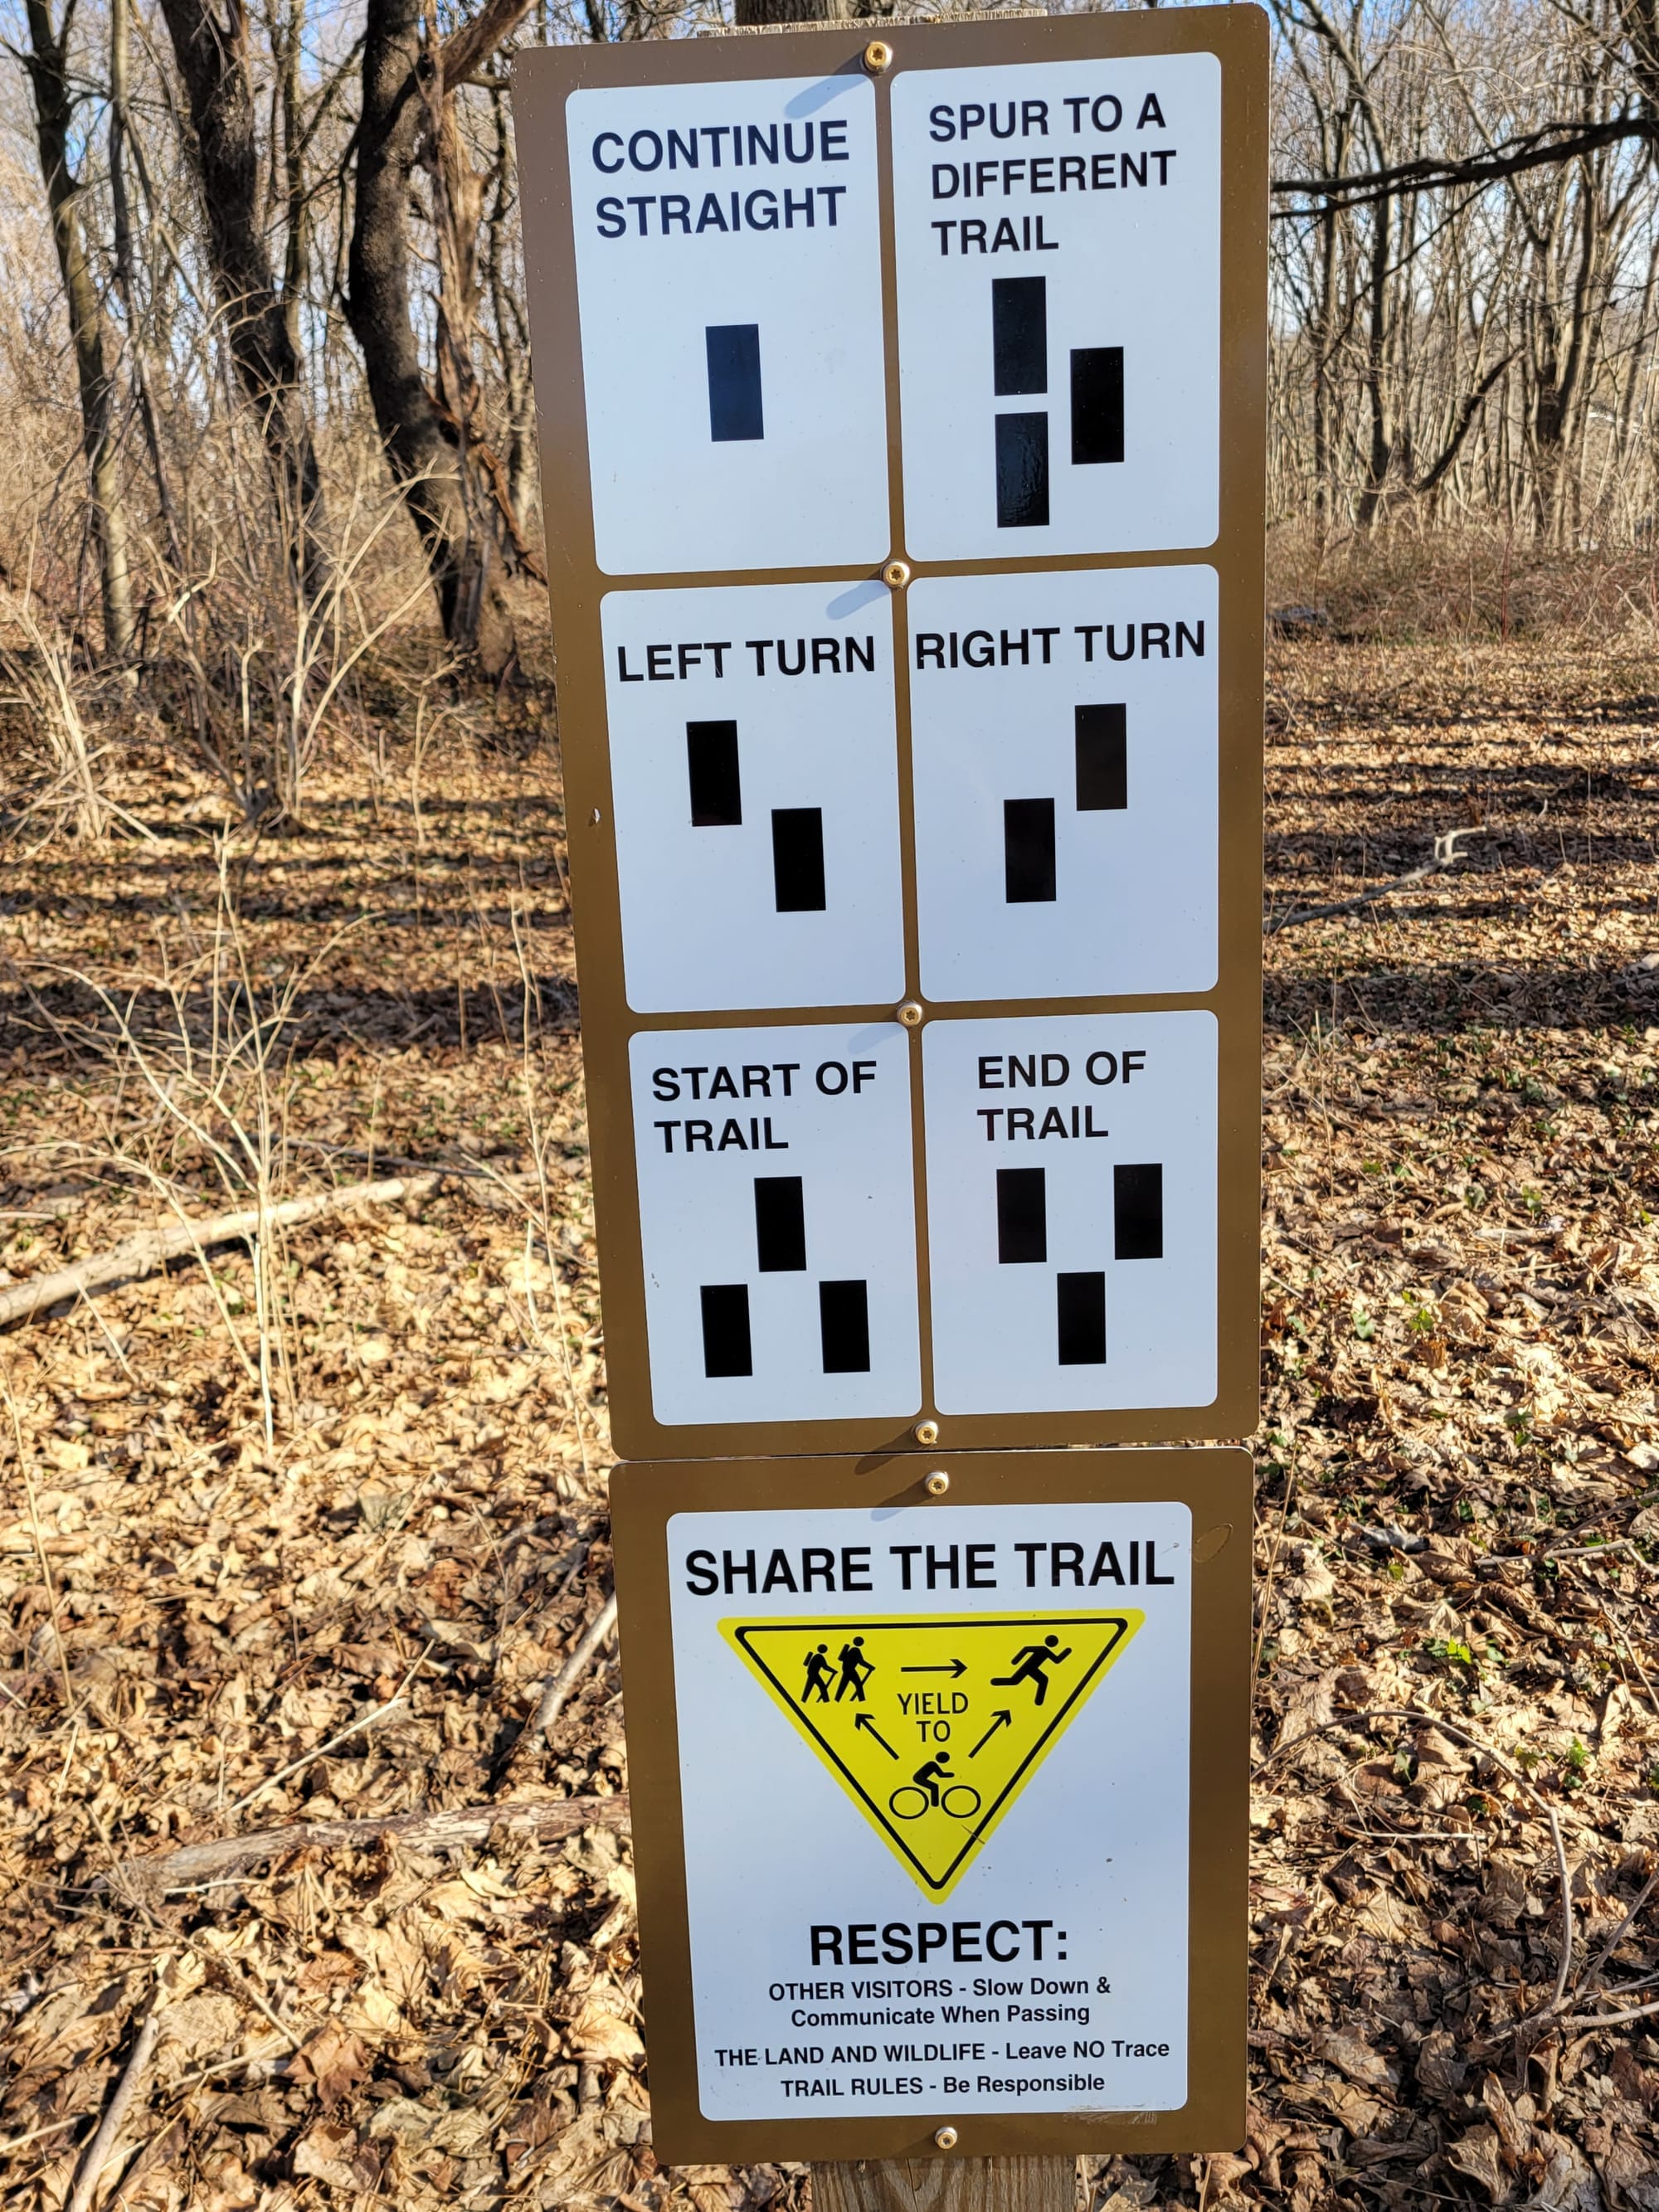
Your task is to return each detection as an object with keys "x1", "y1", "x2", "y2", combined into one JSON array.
[{"x1": 722, "y1": 1610, "x2": 1143, "y2": 1901}]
